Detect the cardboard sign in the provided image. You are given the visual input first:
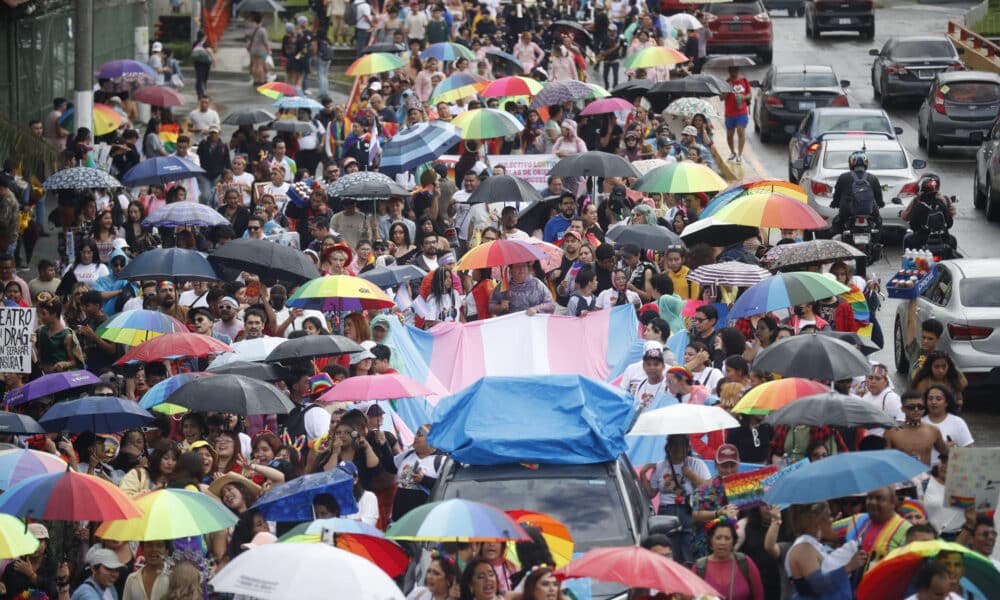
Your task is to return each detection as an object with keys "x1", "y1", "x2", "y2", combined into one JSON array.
[
  {"x1": 944, "y1": 447, "x2": 1000, "y2": 510},
  {"x1": 0, "y1": 307, "x2": 36, "y2": 374}
]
